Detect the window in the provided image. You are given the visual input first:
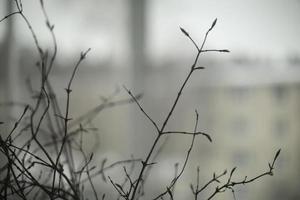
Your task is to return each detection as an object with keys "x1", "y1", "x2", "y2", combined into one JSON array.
[
  {"x1": 272, "y1": 118, "x2": 289, "y2": 138},
  {"x1": 228, "y1": 87, "x2": 251, "y2": 103},
  {"x1": 234, "y1": 186, "x2": 249, "y2": 200},
  {"x1": 272, "y1": 85, "x2": 288, "y2": 104},
  {"x1": 232, "y1": 150, "x2": 251, "y2": 167},
  {"x1": 231, "y1": 116, "x2": 250, "y2": 136}
]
